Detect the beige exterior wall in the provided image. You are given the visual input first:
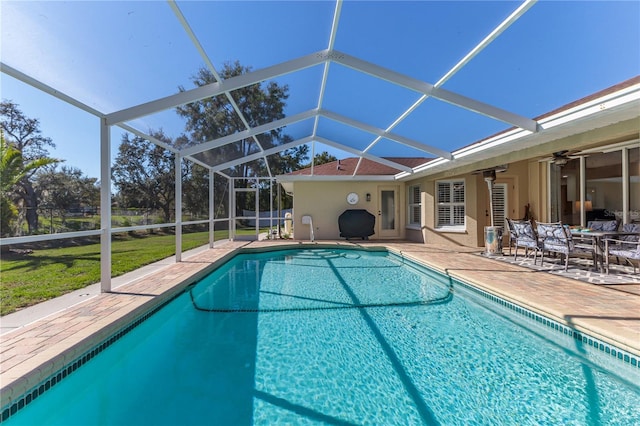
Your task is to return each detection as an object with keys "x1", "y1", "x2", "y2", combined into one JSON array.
[
  {"x1": 287, "y1": 157, "x2": 555, "y2": 247},
  {"x1": 290, "y1": 181, "x2": 405, "y2": 241},
  {"x1": 404, "y1": 159, "x2": 540, "y2": 248}
]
